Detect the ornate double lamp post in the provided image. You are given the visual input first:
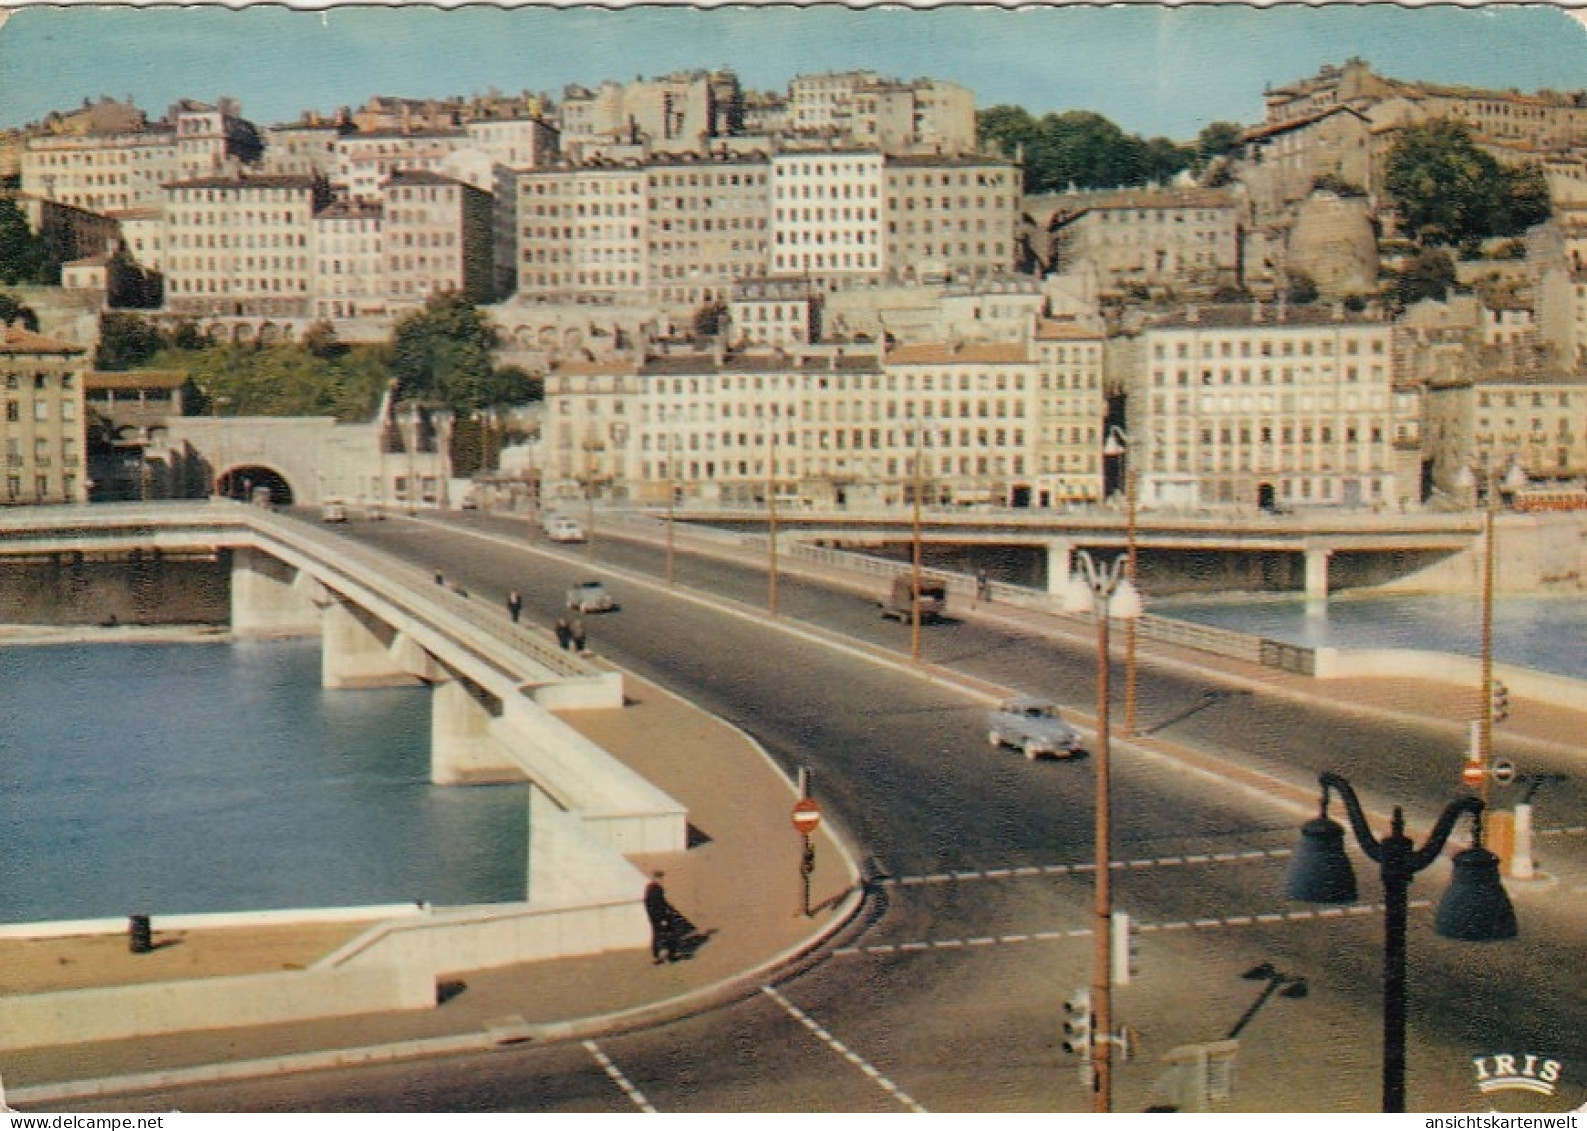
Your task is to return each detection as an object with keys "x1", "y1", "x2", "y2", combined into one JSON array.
[
  {"x1": 1287, "y1": 772, "x2": 1518, "y2": 1112},
  {"x1": 1062, "y1": 550, "x2": 1143, "y2": 1113}
]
